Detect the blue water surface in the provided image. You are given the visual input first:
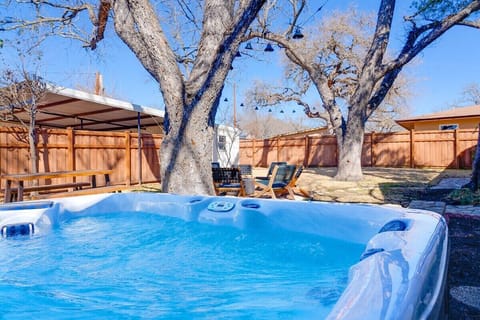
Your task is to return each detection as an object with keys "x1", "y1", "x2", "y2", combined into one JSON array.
[{"x1": 0, "y1": 212, "x2": 364, "y2": 319}]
